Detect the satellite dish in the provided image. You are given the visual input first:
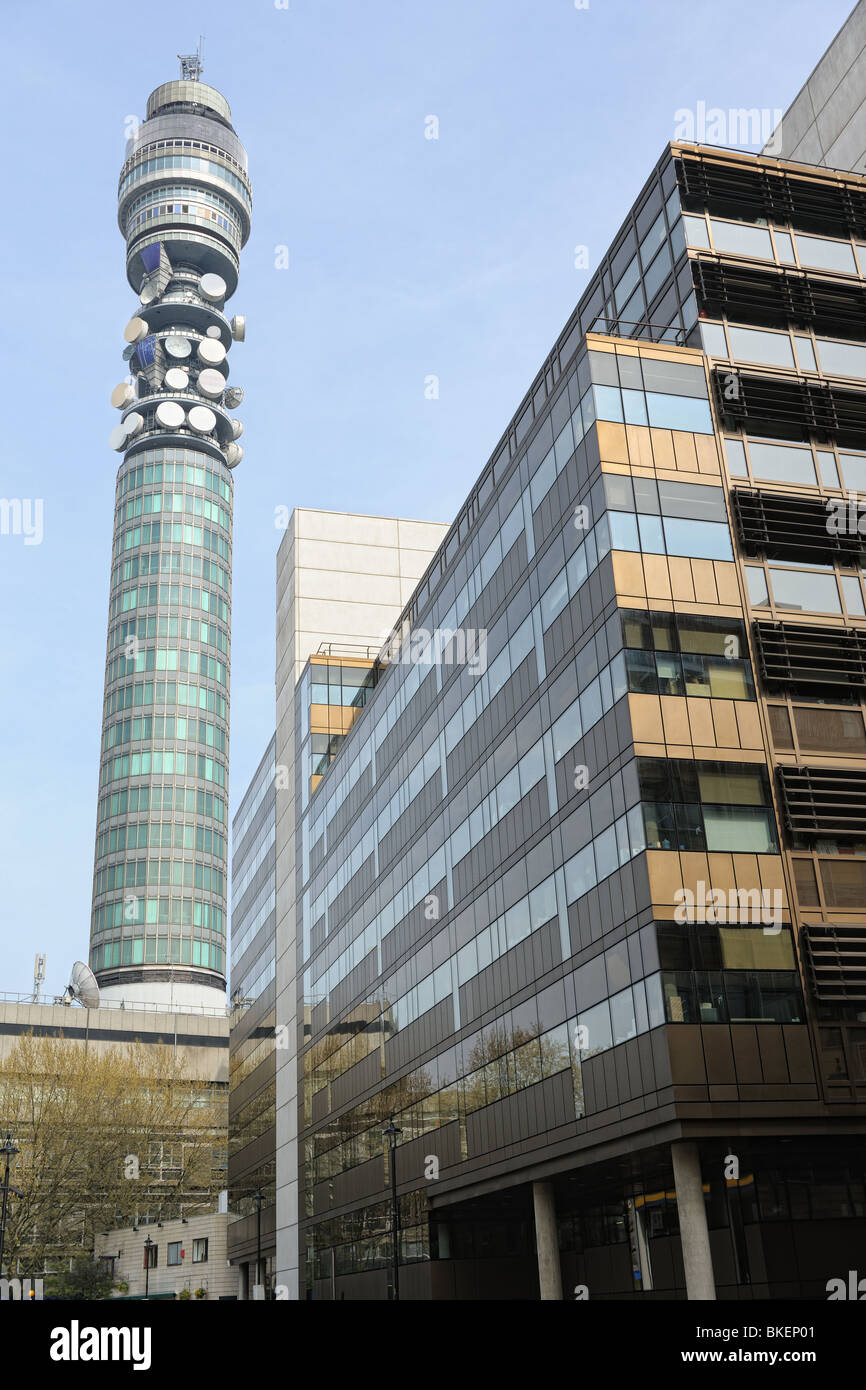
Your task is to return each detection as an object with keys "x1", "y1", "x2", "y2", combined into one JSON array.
[
  {"x1": 65, "y1": 961, "x2": 100, "y2": 1009},
  {"x1": 224, "y1": 442, "x2": 243, "y2": 468},
  {"x1": 230, "y1": 315, "x2": 246, "y2": 342},
  {"x1": 124, "y1": 316, "x2": 149, "y2": 344},
  {"x1": 109, "y1": 425, "x2": 128, "y2": 451},
  {"x1": 206, "y1": 325, "x2": 222, "y2": 339},
  {"x1": 164, "y1": 335, "x2": 191, "y2": 359},
  {"x1": 156, "y1": 400, "x2": 186, "y2": 429},
  {"x1": 164, "y1": 366, "x2": 190, "y2": 390},
  {"x1": 140, "y1": 283, "x2": 158, "y2": 305},
  {"x1": 199, "y1": 272, "x2": 226, "y2": 302},
  {"x1": 123, "y1": 411, "x2": 144, "y2": 437},
  {"x1": 188, "y1": 404, "x2": 216, "y2": 434},
  {"x1": 110, "y1": 382, "x2": 134, "y2": 409},
  {"x1": 197, "y1": 367, "x2": 226, "y2": 398},
  {"x1": 223, "y1": 386, "x2": 244, "y2": 409},
  {"x1": 122, "y1": 344, "x2": 136, "y2": 362},
  {"x1": 230, "y1": 419, "x2": 244, "y2": 440},
  {"x1": 197, "y1": 338, "x2": 226, "y2": 365}
]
